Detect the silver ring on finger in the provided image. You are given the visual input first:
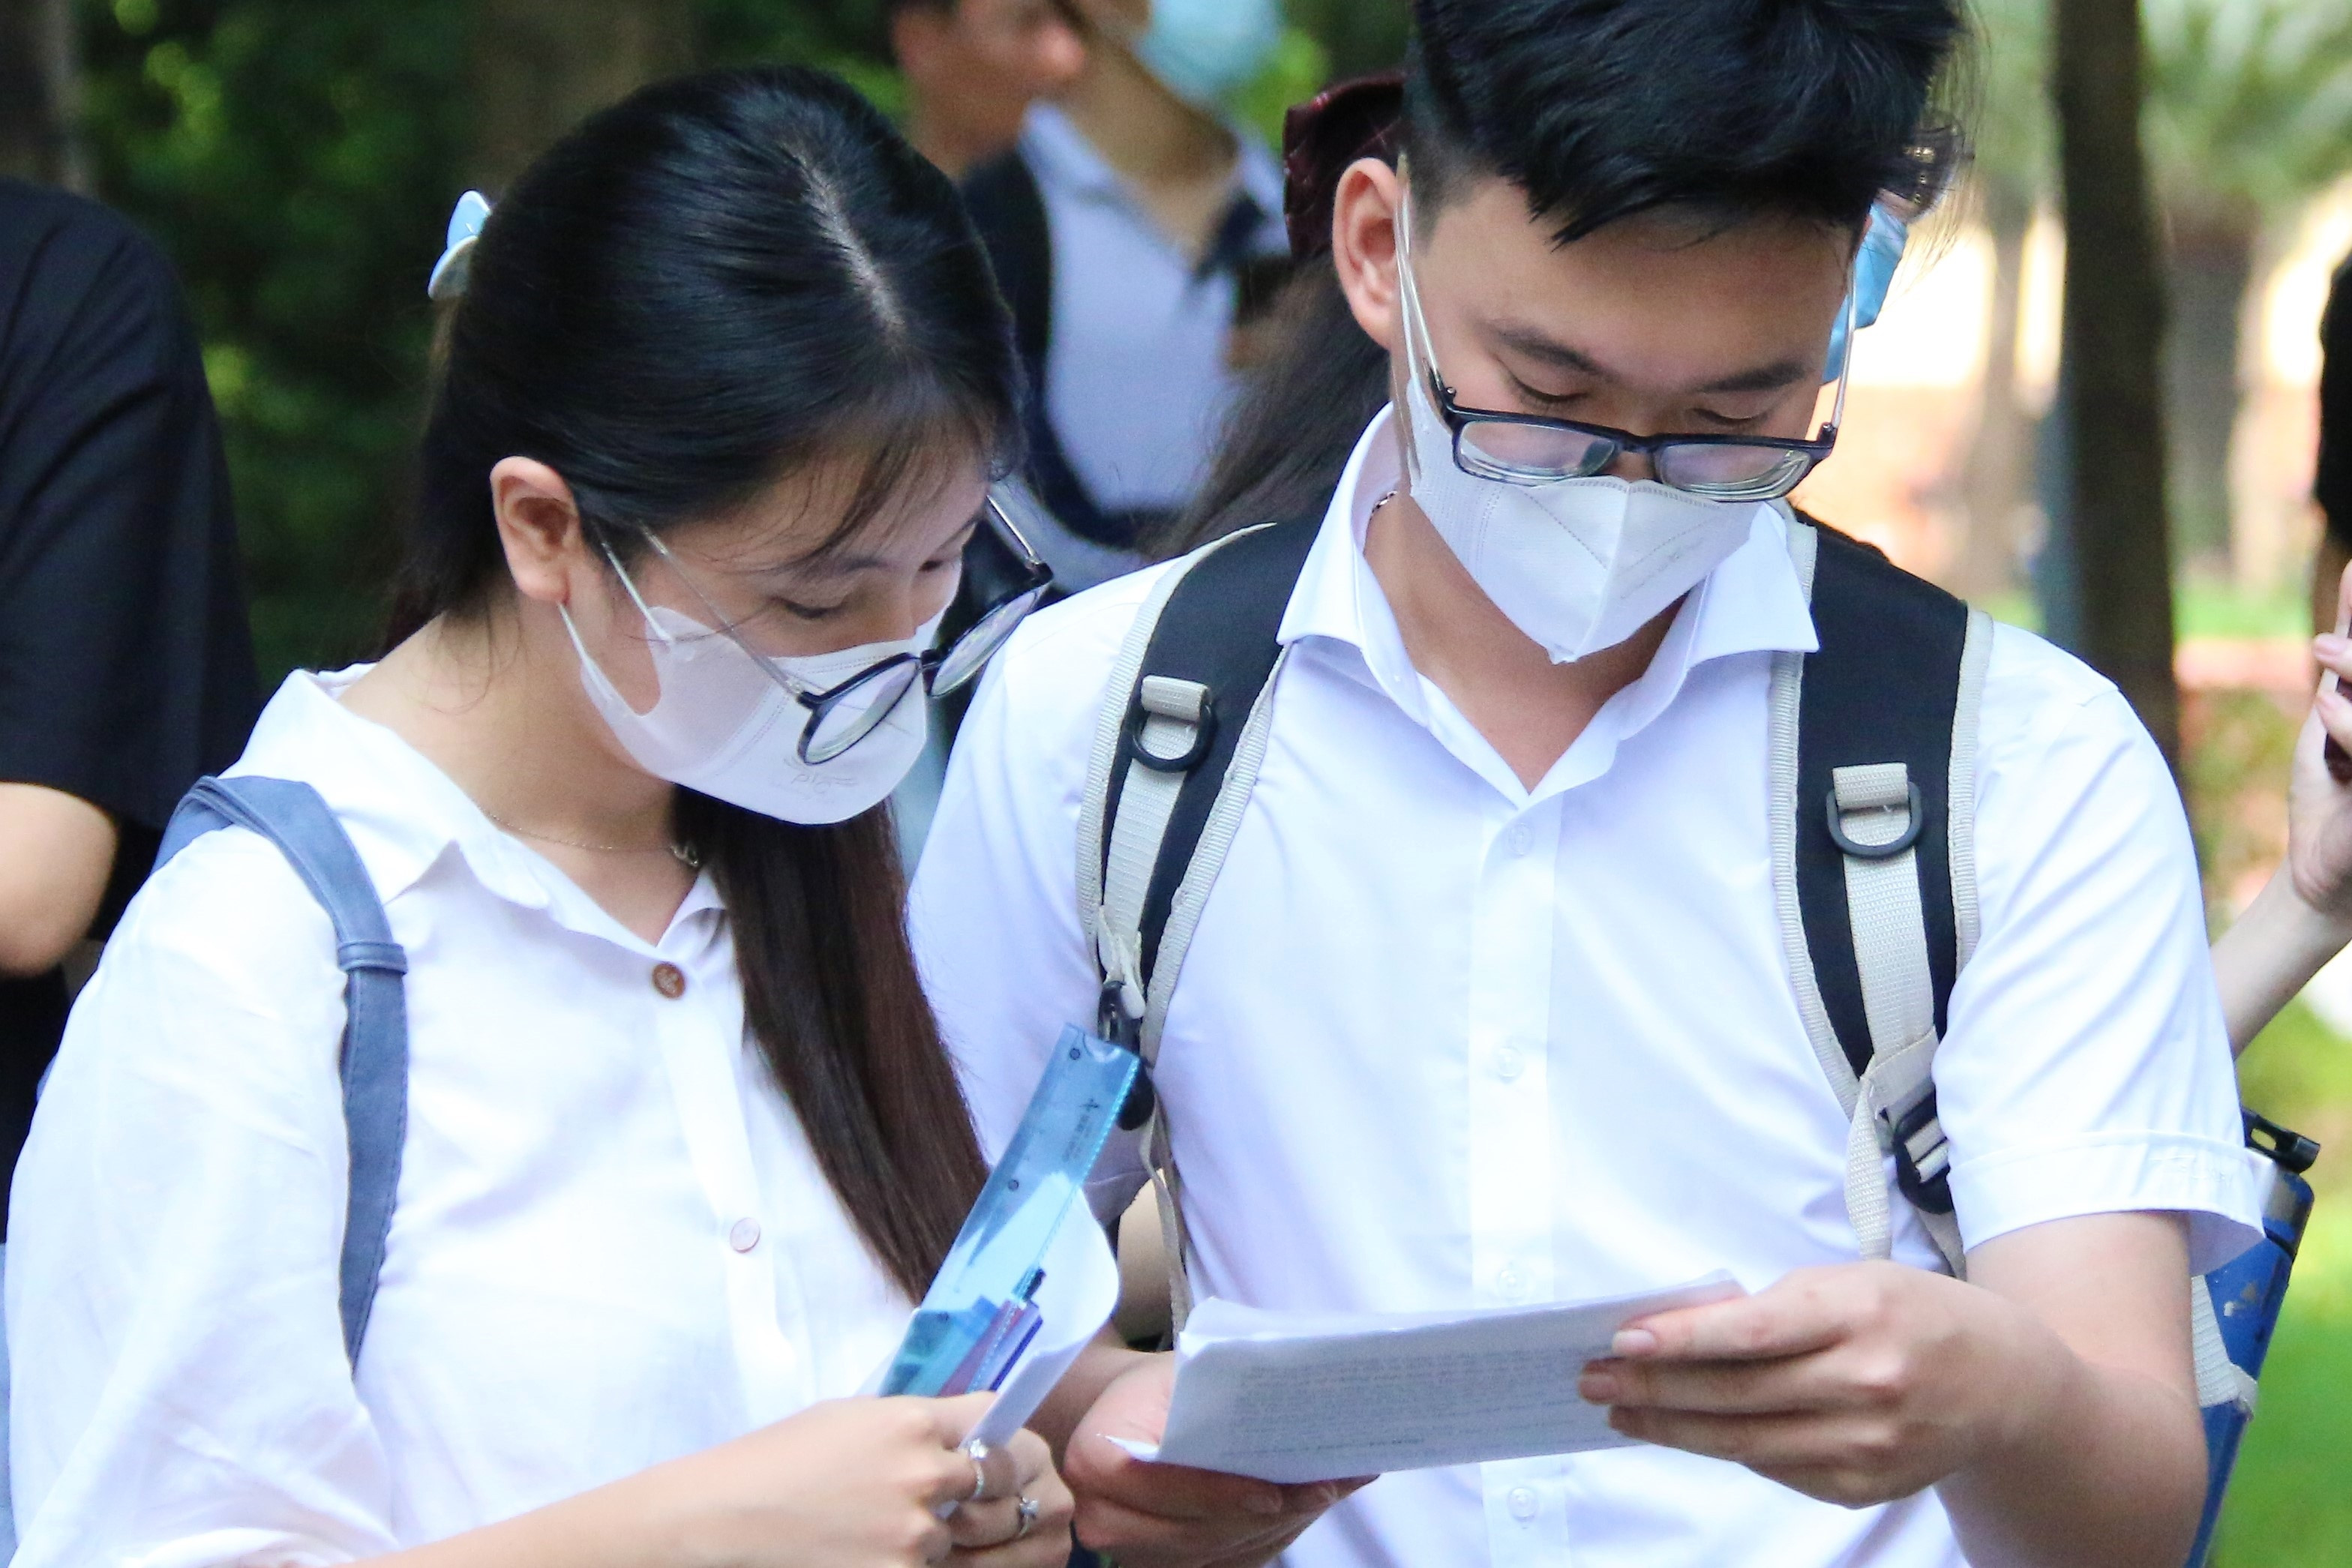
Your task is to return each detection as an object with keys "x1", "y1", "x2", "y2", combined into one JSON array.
[
  {"x1": 962, "y1": 1440, "x2": 995, "y2": 1504},
  {"x1": 1012, "y1": 1493, "x2": 1040, "y2": 1540}
]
